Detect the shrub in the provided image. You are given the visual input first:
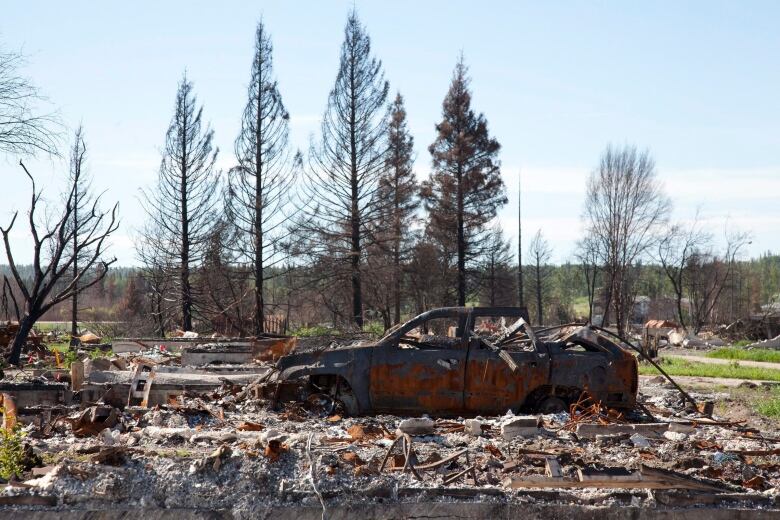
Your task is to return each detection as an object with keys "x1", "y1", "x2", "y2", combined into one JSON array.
[{"x1": 0, "y1": 424, "x2": 26, "y2": 480}]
